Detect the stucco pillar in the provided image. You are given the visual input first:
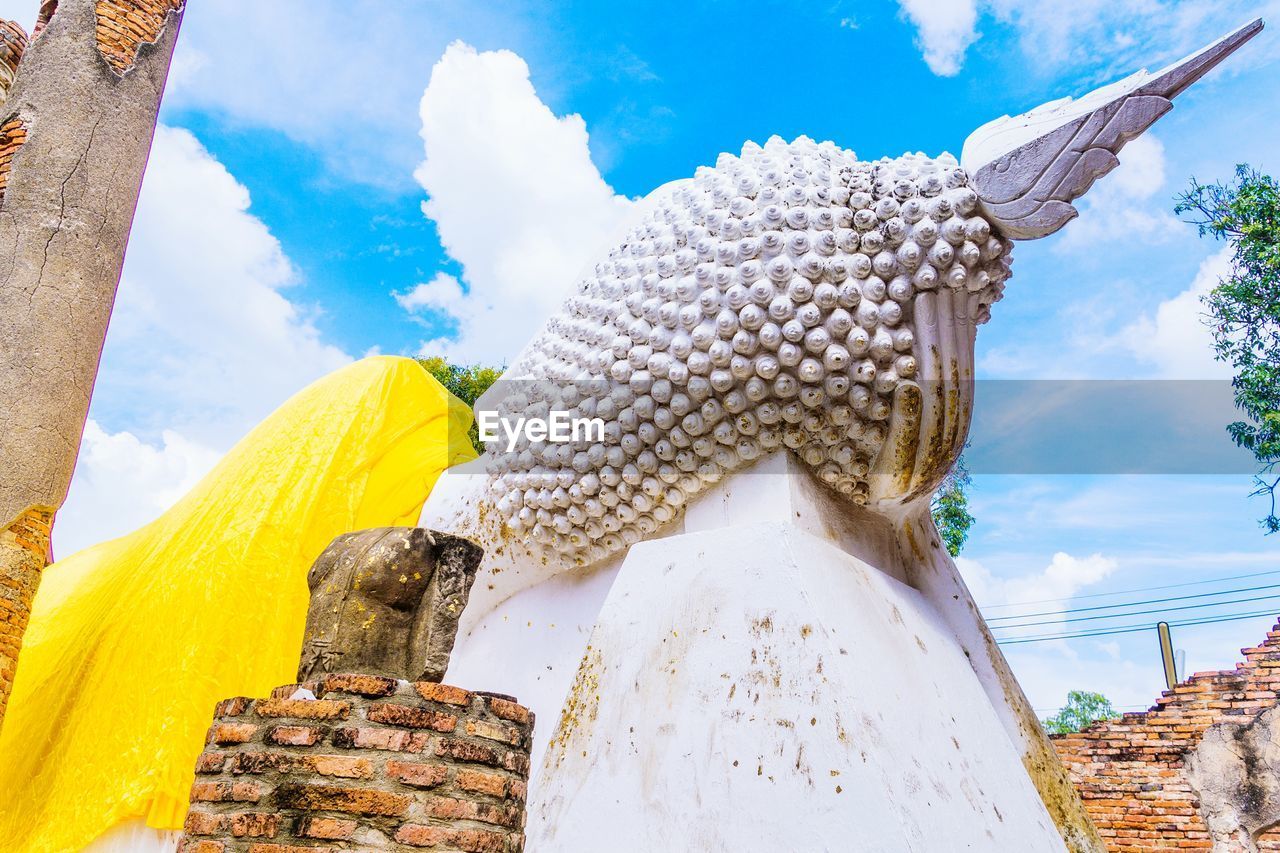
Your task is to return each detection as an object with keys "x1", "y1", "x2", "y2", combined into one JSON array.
[{"x1": 0, "y1": 0, "x2": 184, "y2": 731}]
